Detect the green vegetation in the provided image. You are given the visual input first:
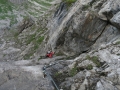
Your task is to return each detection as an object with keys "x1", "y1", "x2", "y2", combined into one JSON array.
[
  {"x1": 115, "y1": 41, "x2": 120, "y2": 45},
  {"x1": 29, "y1": 10, "x2": 43, "y2": 17},
  {"x1": 53, "y1": 71, "x2": 69, "y2": 85},
  {"x1": 20, "y1": 24, "x2": 45, "y2": 60},
  {"x1": 38, "y1": 1, "x2": 51, "y2": 7},
  {"x1": 45, "y1": 0, "x2": 53, "y2": 2},
  {"x1": 10, "y1": 15, "x2": 18, "y2": 26},
  {"x1": 26, "y1": 34, "x2": 36, "y2": 45},
  {"x1": 69, "y1": 67, "x2": 77, "y2": 77},
  {"x1": 86, "y1": 55, "x2": 101, "y2": 67},
  {"x1": 31, "y1": 0, "x2": 51, "y2": 7},
  {"x1": 64, "y1": 0, "x2": 77, "y2": 4},
  {"x1": 0, "y1": 0, "x2": 18, "y2": 26},
  {"x1": 23, "y1": 3, "x2": 29, "y2": 9},
  {"x1": 24, "y1": 25, "x2": 45, "y2": 45},
  {"x1": 0, "y1": 0, "x2": 54, "y2": 25},
  {"x1": 13, "y1": 31, "x2": 19, "y2": 38},
  {"x1": 0, "y1": 0, "x2": 13, "y2": 13},
  {"x1": 36, "y1": 36, "x2": 44, "y2": 43},
  {"x1": 24, "y1": 0, "x2": 53, "y2": 18},
  {"x1": 41, "y1": 7, "x2": 48, "y2": 11},
  {"x1": 0, "y1": 0, "x2": 54, "y2": 26},
  {"x1": 65, "y1": 56, "x2": 76, "y2": 60},
  {"x1": 23, "y1": 44, "x2": 38, "y2": 60},
  {"x1": 69, "y1": 64, "x2": 93, "y2": 77},
  {"x1": 34, "y1": 36, "x2": 44, "y2": 50},
  {"x1": 26, "y1": 35, "x2": 44, "y2": 48},
  {"x1": 21, "y1": 25, "x2": 45, "y2": 60},
  {"x1": 0, "y1": 0, "x2": 8, "y2": 4},
  {"x1": 24, "y1": 52, "x2": 33, "y2": 60},
  {"x1": 64, "y1": 0, "x2": 76, "y2": 4},
  {"x1": 24, "y1": 35, "x2": 44, "y2": 59},
  {"x1": 54, "y1": 72, "x2": 62, "y2": 77},
  {"x1": 56, "y1": 51, "x2": 64, "y2": 56},
  {"x1": 0, "y1": 14, "x2": 17, "y2": 26},
  {"x1": 86, "y1": 64, "x2": 93, "y2": 70},
  {"x1": 3, "y1": 54, "x2": 6, "y2": 57}
]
